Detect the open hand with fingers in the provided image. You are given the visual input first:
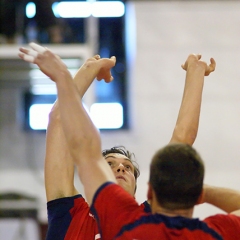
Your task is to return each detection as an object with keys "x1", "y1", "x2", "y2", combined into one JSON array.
[
  {"x1": 19, "y1": 42, "x2": 117, "y2": 85},
  {"x1": 18, "y1": 42, "x2": 72, "y2": 82},
  {"x1": 181, "y1": 54, "x2": 216, "y2": 76}
]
